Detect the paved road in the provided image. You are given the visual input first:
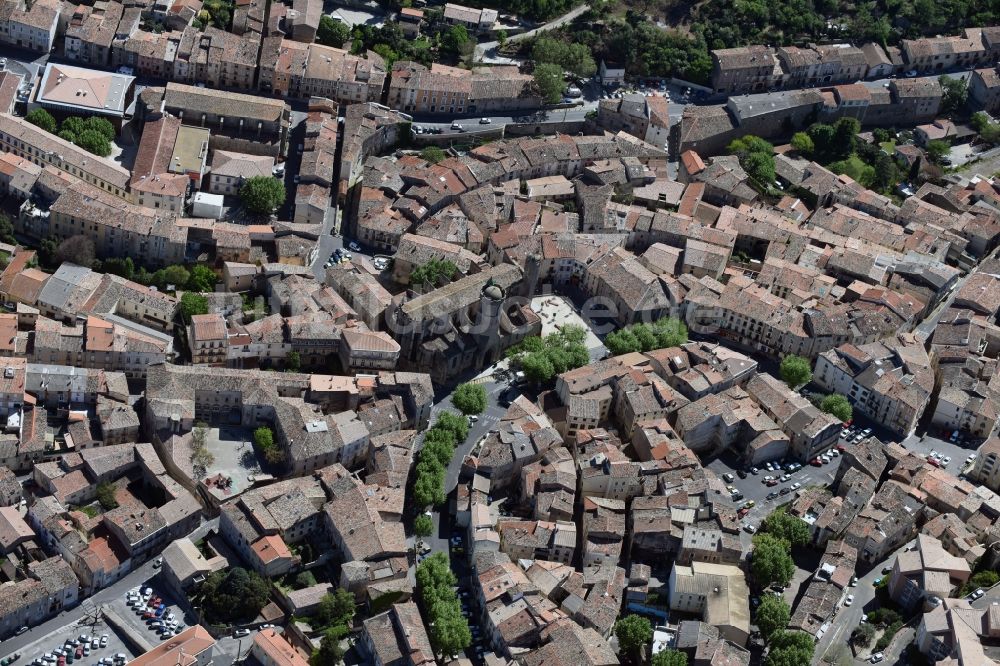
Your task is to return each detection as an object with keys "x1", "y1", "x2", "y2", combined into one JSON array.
[{"x1": 813, "y1": 541, "x2": 914, "y2": 664}]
